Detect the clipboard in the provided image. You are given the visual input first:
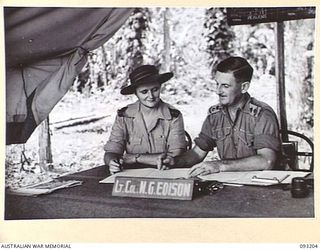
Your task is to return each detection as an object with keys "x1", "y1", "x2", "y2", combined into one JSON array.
[{"x1": 251, "y1": 174, "x2": 290, "y2": 184}]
